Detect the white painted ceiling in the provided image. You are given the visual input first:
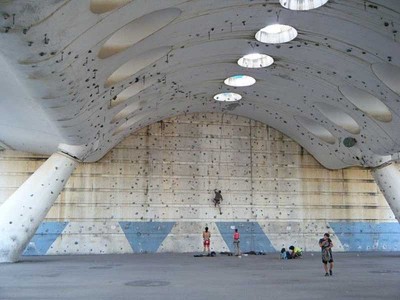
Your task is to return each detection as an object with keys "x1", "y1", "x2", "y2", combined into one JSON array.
[{"x1": 0, "y1": 0, "x2": 399, "y2": 169}]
